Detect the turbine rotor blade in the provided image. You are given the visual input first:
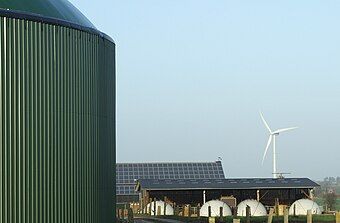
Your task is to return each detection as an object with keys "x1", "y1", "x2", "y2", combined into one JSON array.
[
  {"x1": 262, "y1": 135, "x2": 272, "y2": 165},
  {"x1": 260, "y1": 112, "x2": 272, "y2": 133},
  {"x1": 272, "y1": 127, "x2": 298, "y2": 134}
]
